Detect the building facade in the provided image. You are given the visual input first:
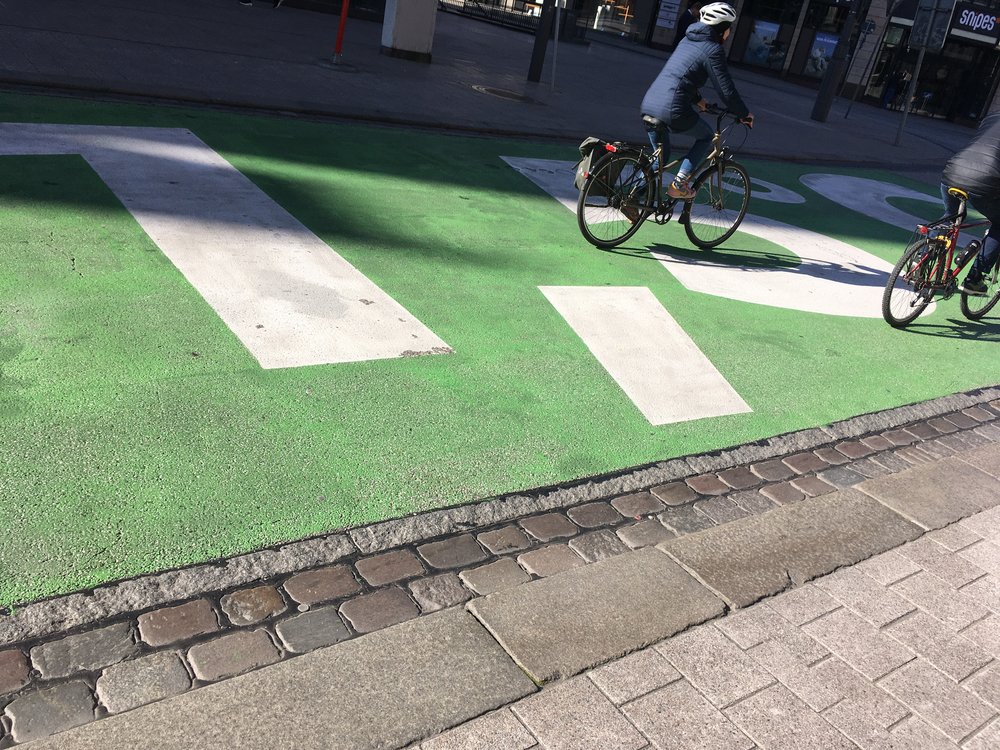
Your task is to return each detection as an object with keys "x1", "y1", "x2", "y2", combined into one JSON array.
[{"x1": 610, "y1": 0, "x2": 1000, "y2": 123}]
